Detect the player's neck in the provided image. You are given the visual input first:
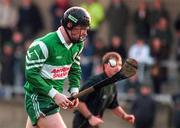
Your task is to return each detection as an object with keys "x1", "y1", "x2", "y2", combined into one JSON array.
[{"x1": 59, "y1": 26, "x2": 72, "y2": 45}]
